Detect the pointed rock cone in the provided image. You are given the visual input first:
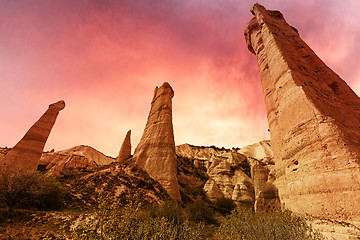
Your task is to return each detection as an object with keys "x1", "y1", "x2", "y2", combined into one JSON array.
[
  {"x1": 1, "y1": 100, "x2": 65, "y2": 170},
  {"x1": 116, "y1": 130, "x2": 131, "y2": 162},
  {"x1": 132, "y1": 82, "x2": 181, "y2": 201},
  {"x1": 245, "y1": 3, "x2": 360, "y2": 221}
]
